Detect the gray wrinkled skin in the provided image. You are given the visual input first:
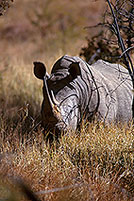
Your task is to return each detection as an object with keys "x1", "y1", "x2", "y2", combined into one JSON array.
[{"x1": 34, "y1": 55, "x2": 133, "y2": 132}]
